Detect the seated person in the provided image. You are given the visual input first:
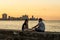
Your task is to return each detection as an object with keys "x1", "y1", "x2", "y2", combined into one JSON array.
[
  {"x1": 32, "y1": 18, "x2": 45, "y2": 32},
  {"x1": 22, "y1": 19, "x2": 28, "y2": 31}
]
